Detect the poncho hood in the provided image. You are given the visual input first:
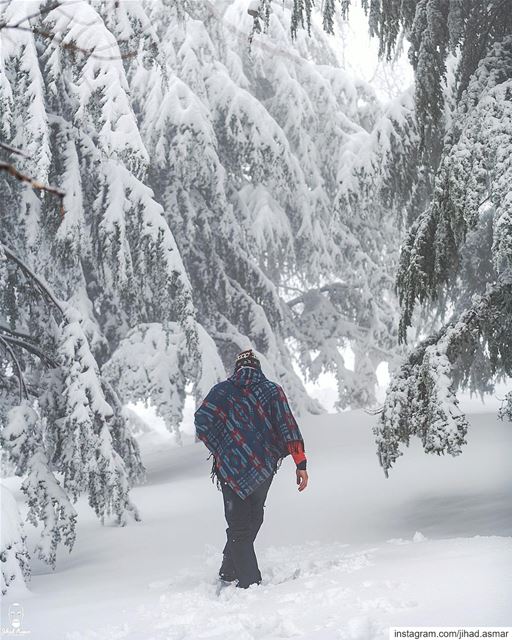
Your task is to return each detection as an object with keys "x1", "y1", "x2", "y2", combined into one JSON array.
[{"x1": 228, "y1": 366, "x2": 265, "y2": 388}]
